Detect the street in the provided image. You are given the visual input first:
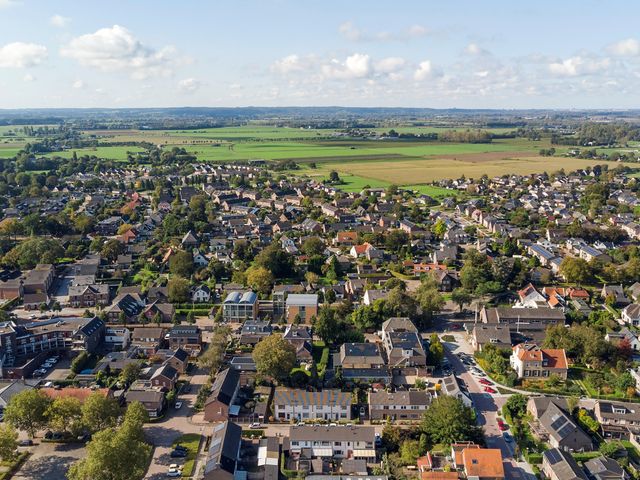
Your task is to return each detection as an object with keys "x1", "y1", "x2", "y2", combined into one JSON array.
[{"x1": 443, "y1": 332, "x2": 536, "y2": 480}]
